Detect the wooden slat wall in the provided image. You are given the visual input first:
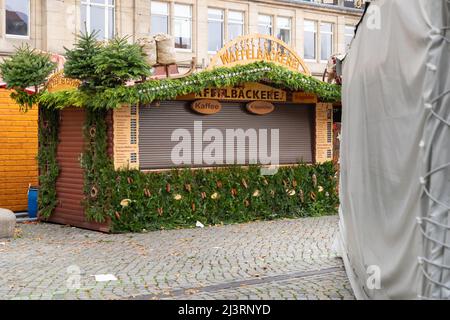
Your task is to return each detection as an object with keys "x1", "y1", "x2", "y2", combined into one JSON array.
[{"x1": 0, "y1": 89, "x2": 38, "y2": 211}]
